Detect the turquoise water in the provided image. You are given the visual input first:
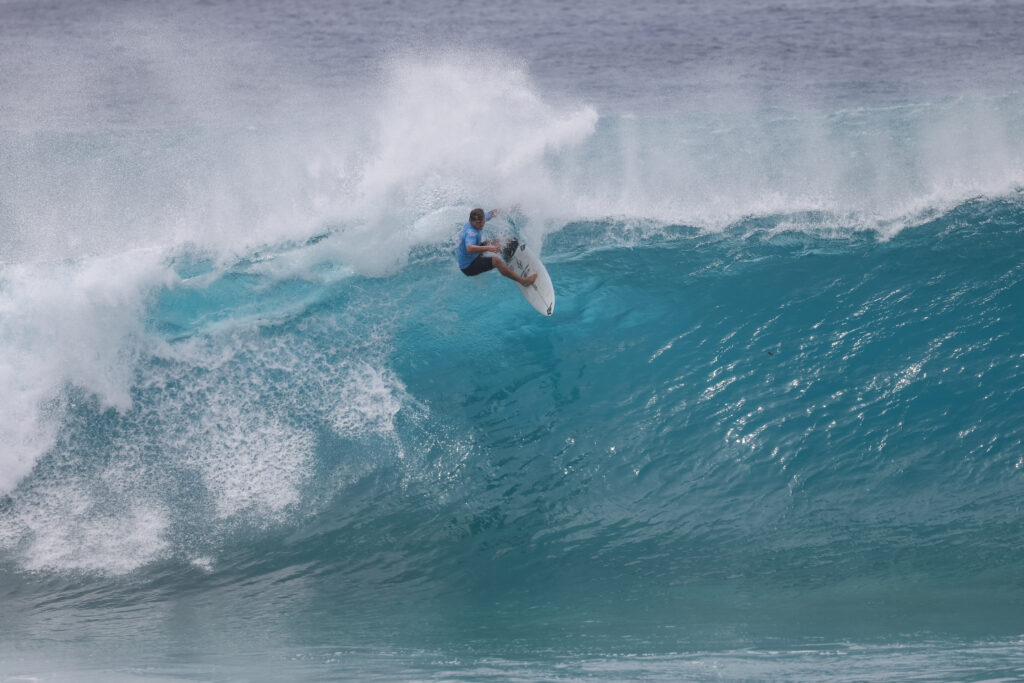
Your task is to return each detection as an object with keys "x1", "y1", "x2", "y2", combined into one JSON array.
[{"x1": 2, "y1": 0, "x2": 1024, "y2": 680}]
